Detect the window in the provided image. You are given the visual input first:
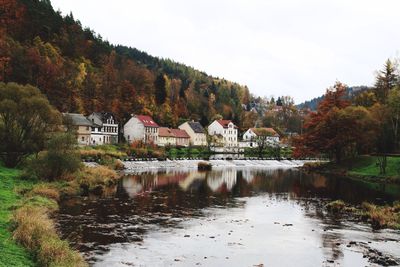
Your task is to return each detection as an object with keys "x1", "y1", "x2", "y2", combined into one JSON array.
[
  {"x1": 86, "y1": 126, "x2": 89, "y2": 131},
  {"x1": 81, "y1": 136, "x2": 84, "y2": 141}
]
